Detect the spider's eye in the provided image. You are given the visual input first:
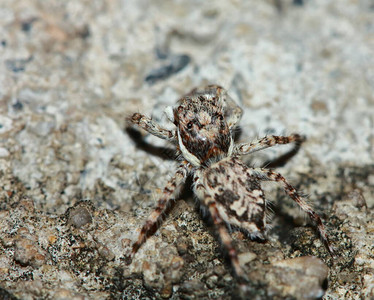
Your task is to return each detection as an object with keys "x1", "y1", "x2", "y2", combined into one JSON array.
[
  {"x1": 215, "y1": 113, "x2": 224, "y2": 121},
  {"x1": 187, "y1": 122, "x2": 193, "y2": 129}
]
